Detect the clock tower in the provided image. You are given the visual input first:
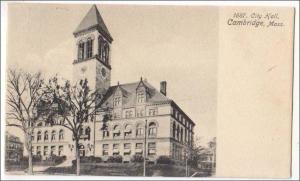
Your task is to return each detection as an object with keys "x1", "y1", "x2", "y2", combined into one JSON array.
[{"x1": 72, "y1": 5, "x2": 113, "y2": 95}]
